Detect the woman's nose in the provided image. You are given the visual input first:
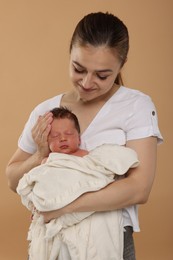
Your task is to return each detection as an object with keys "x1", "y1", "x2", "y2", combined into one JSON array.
[{"x1": 81, "y1": 74, "x2": 94, "y2": 89}]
